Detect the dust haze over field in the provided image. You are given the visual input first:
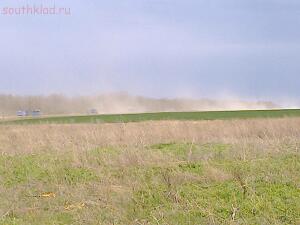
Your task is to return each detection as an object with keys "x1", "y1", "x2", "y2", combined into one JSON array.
[
  {"x1": 0, "y1": 93, "x2": 280, "y2": 116},
  {"x1": 1, "y1": 0, "x2": 300, "y2": 224}
]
